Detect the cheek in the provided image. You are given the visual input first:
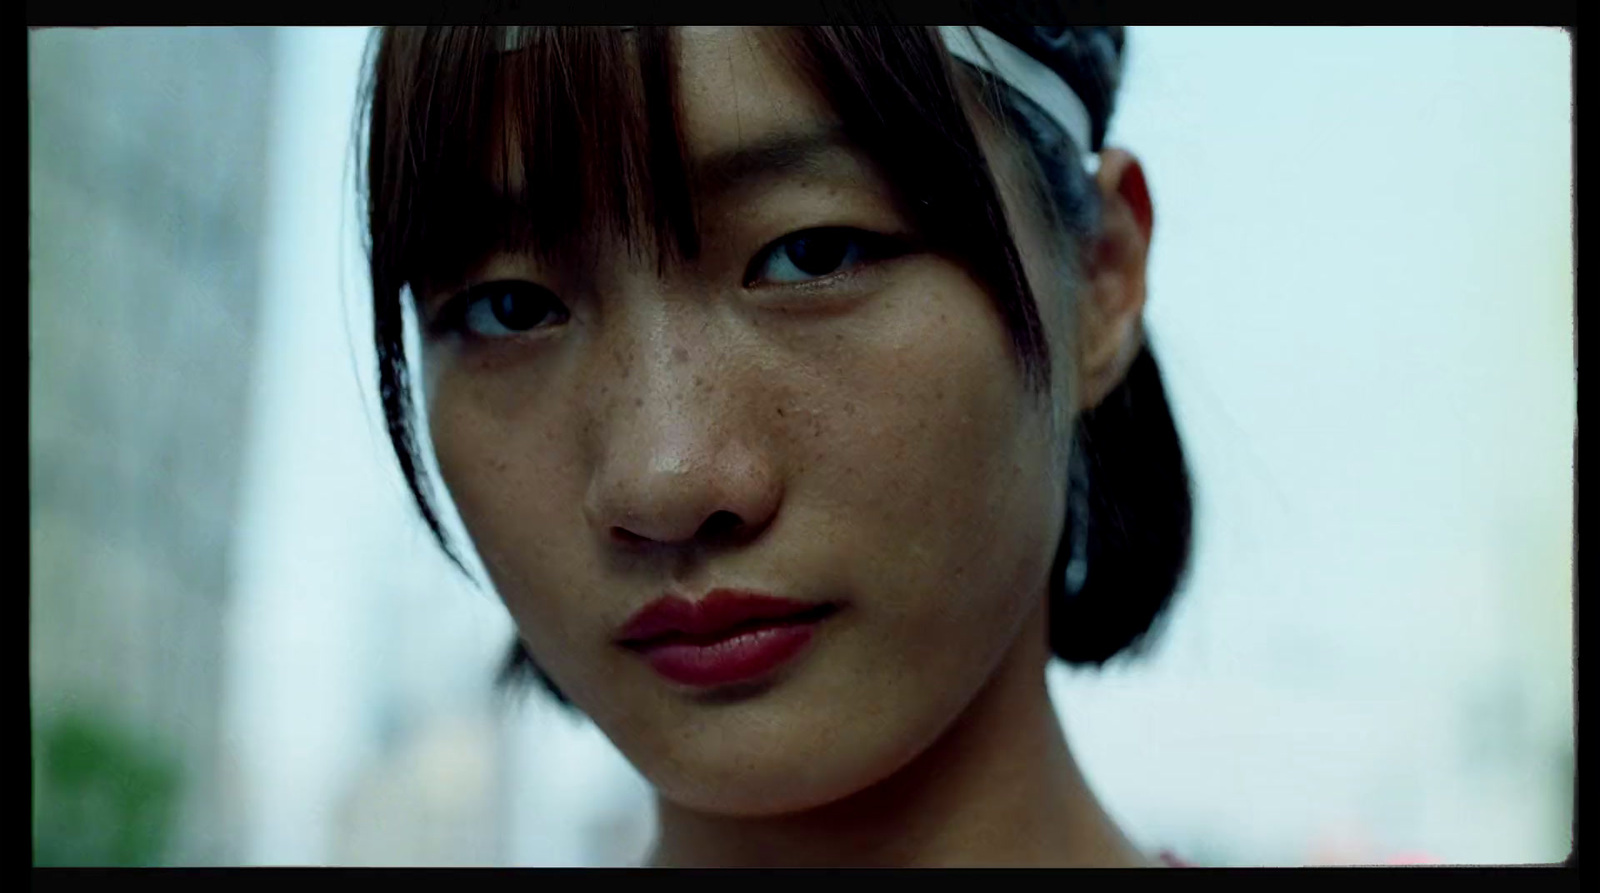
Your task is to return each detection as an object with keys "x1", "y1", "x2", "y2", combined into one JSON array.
[
  {"x1": 425, "y1": 364, "x2": 590, "y2": 635},
  {"x1": 796, "y1": 277, "x2": 1064, "y2": 639}
]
